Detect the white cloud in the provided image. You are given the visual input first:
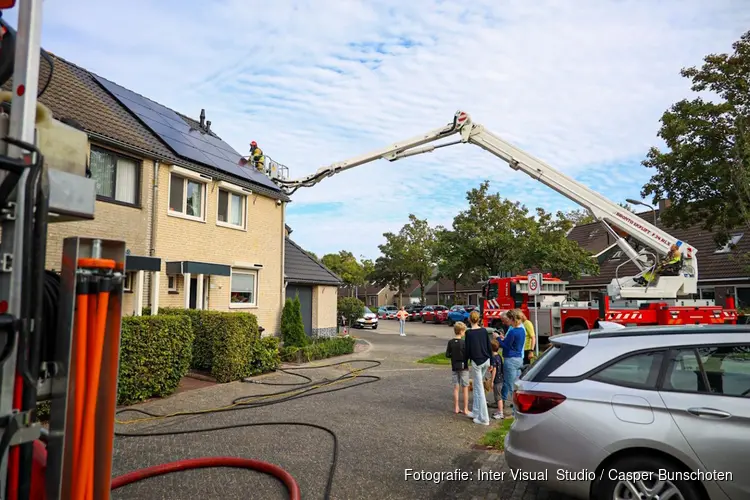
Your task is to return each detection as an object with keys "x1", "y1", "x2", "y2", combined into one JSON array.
[{"x1": 8, "y1": 0, "x2": 749, "y2": 259}]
